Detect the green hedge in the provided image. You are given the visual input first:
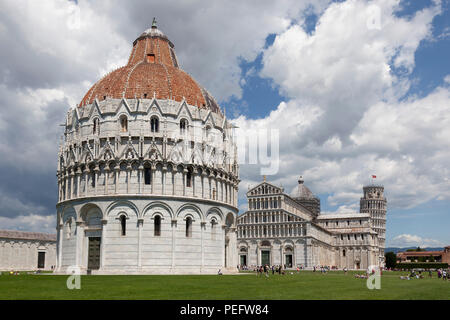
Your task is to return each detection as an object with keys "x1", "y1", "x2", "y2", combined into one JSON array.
[{"x1": 396, "y1": 263, "x2": 448, "y2": 269}]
